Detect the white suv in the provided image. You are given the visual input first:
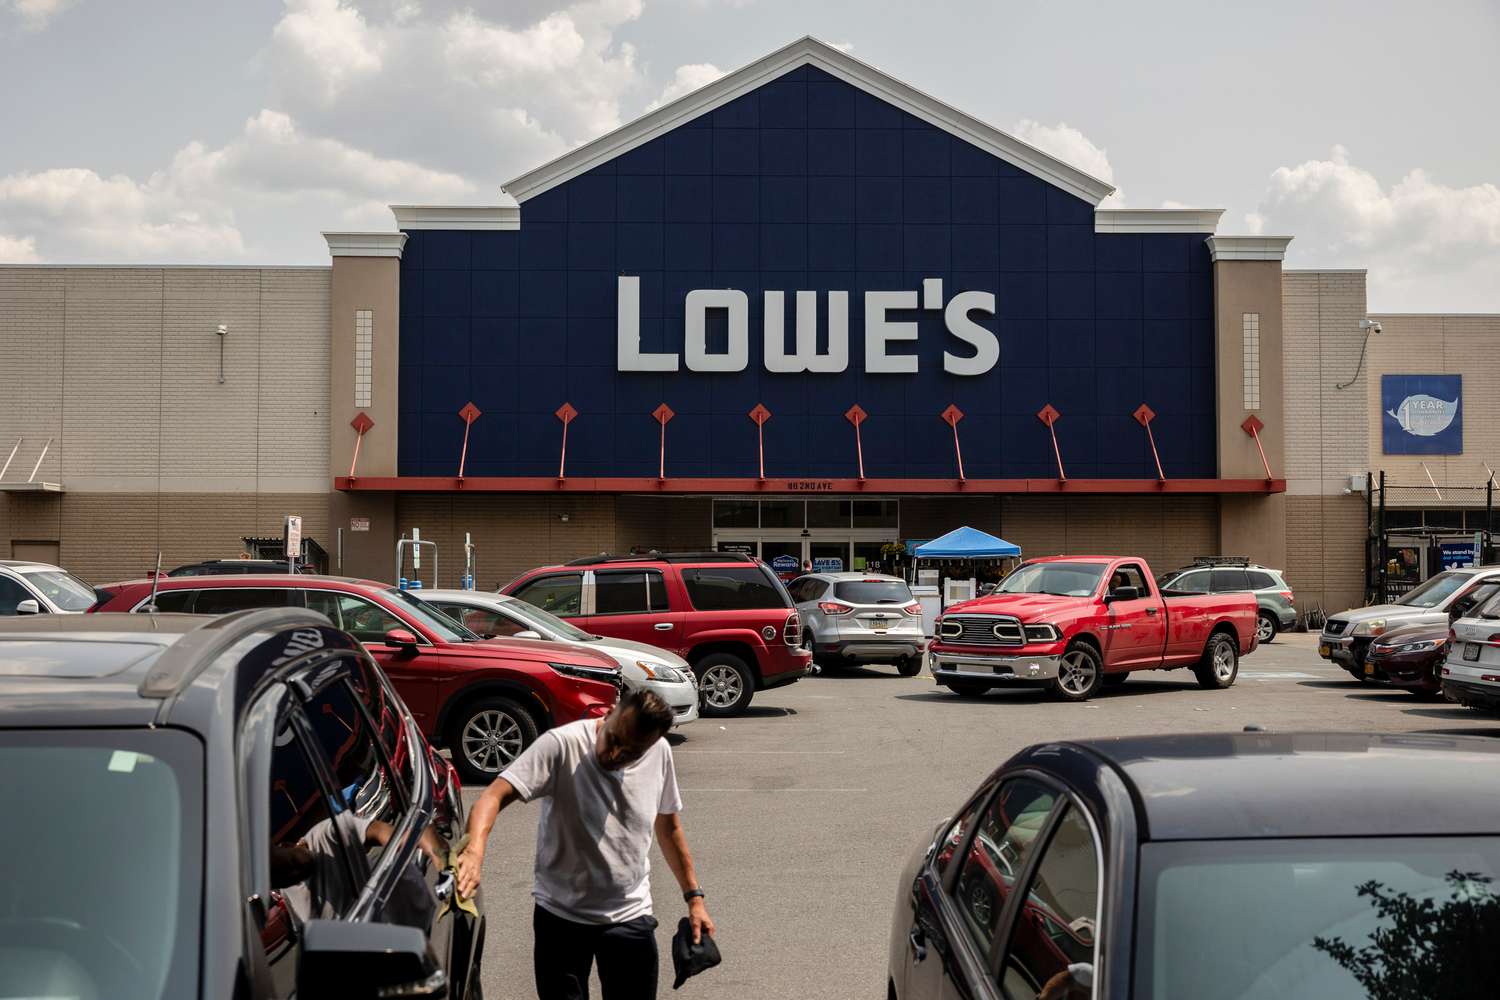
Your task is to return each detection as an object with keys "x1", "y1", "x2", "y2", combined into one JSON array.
[
  {"x1": 1444, "y1": 589, "x2": 1500, "y2": 712},
  {"x1": 0, "y1": 560, "x2": 99, "y2": 615}
]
